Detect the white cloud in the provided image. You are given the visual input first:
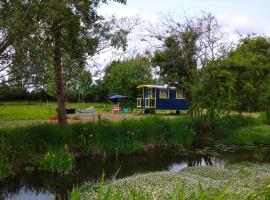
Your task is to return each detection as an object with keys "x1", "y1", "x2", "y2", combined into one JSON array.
[{"x1": 217, "y1": 13, "x2": 269, "y2": 38}]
